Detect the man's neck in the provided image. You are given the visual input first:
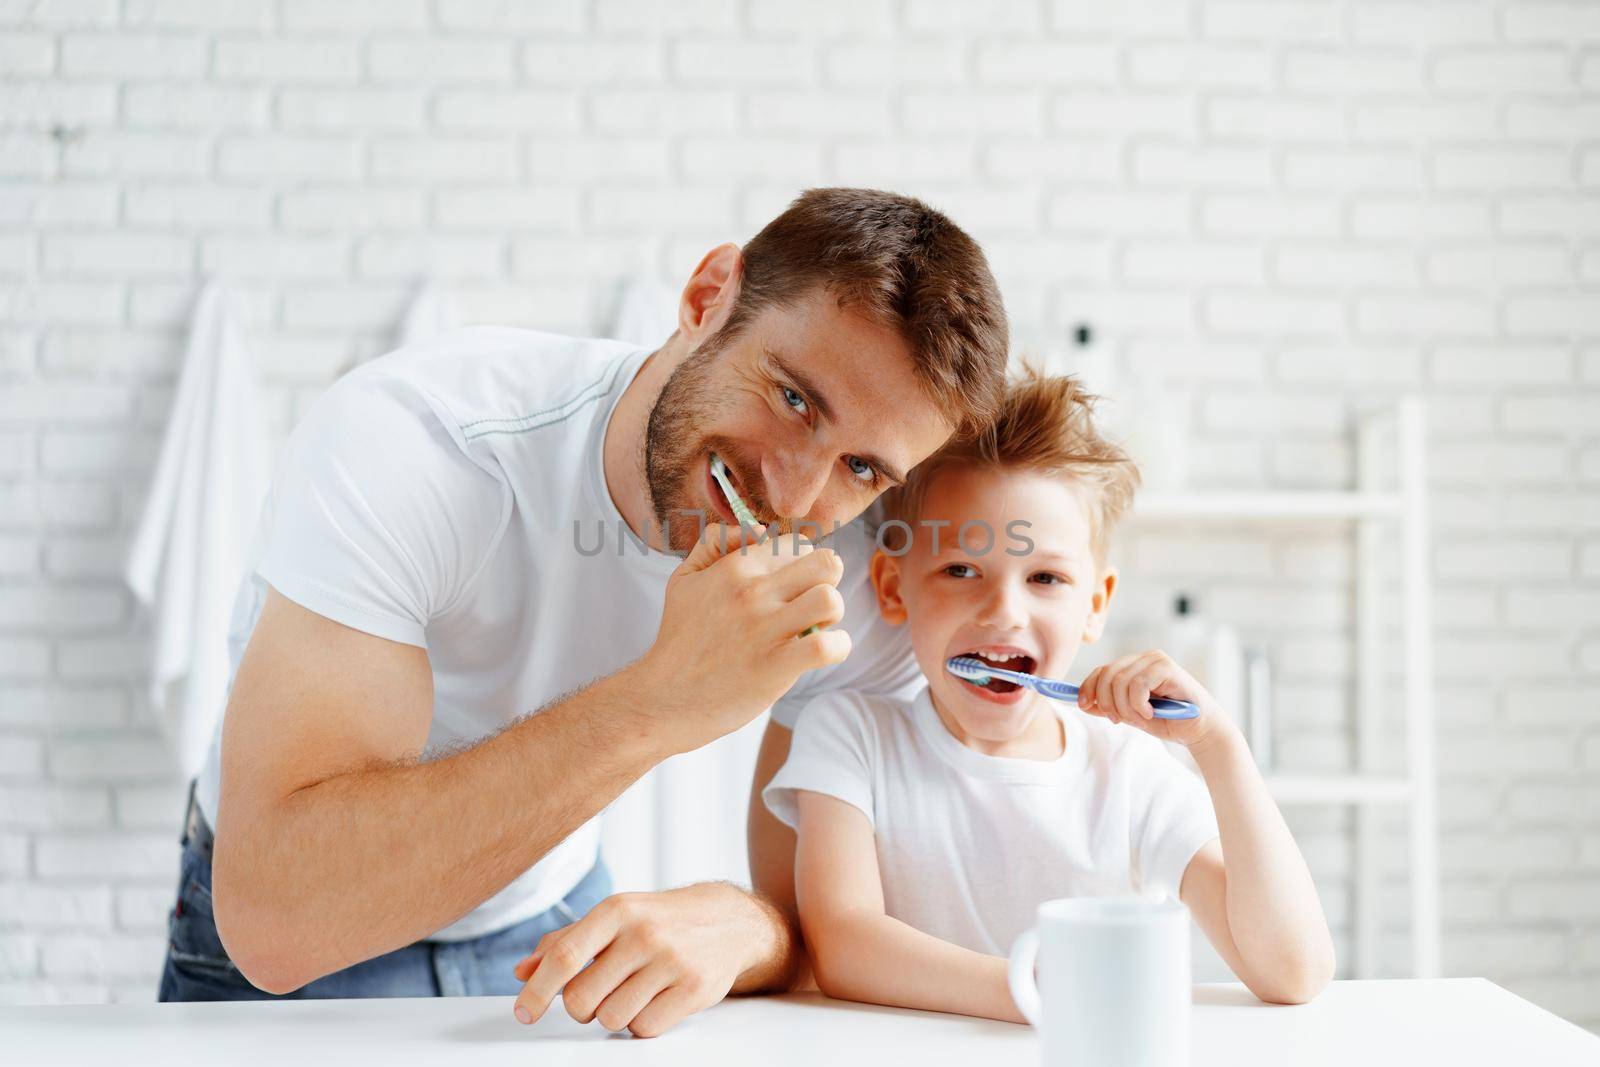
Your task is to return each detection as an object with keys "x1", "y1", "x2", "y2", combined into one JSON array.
[{"x1": 602, "y1": 333, "x2": 685, "y2": 552}]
